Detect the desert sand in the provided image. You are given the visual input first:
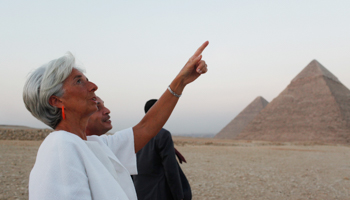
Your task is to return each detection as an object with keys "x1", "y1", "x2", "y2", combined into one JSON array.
[{"x1": 1, "y1": 137, "x2": 350, "y2": 200}]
